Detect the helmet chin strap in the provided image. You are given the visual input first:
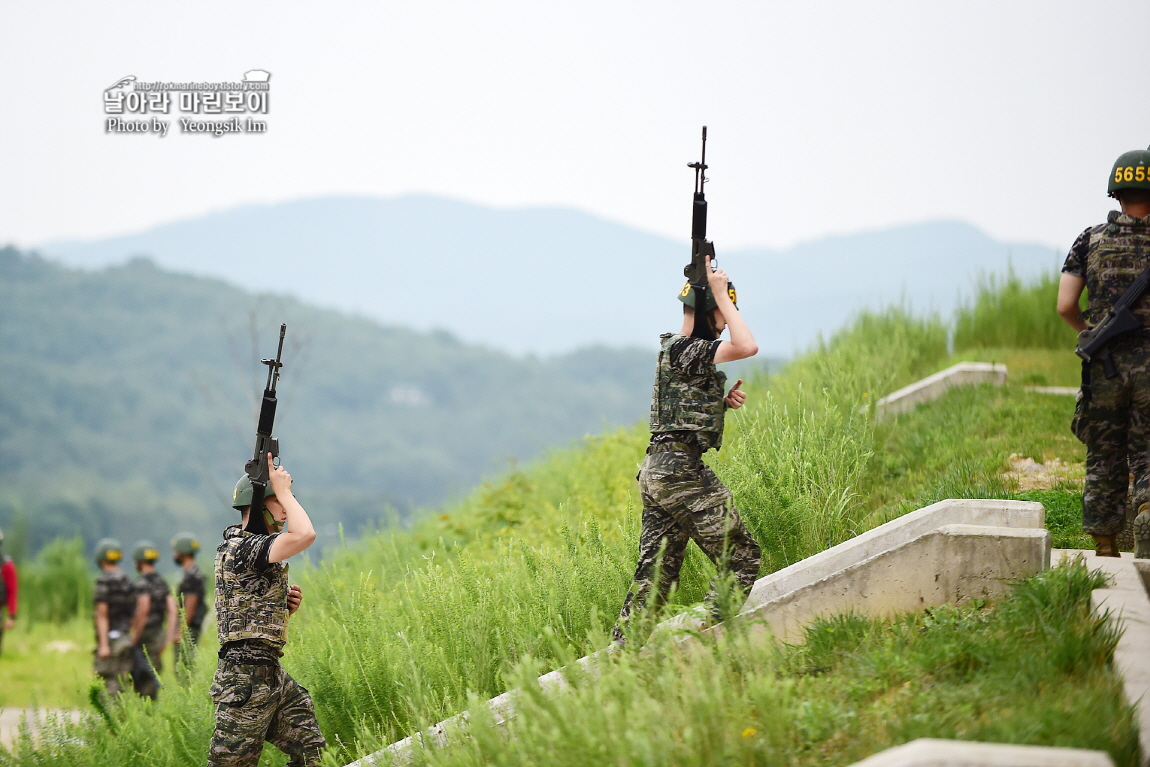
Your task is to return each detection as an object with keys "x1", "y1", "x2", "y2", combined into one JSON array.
[{"x1": 263, "y1": 509, "x2": 285, "y2": 533}]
